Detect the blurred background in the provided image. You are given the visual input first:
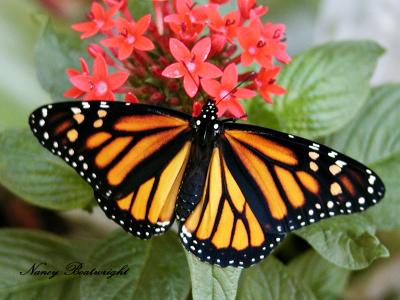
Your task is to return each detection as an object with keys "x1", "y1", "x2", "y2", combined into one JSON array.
[{"x1": 0, "y1": 0, "x2": 399, "y2": 299}]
